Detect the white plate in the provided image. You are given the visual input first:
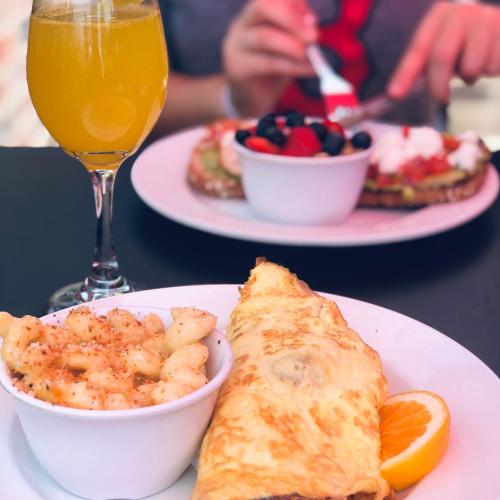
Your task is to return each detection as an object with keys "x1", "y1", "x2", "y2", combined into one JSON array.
[
  {"x1": 1, "y1": 285, "x2": 499, "y2": 499},
  {"x1": 131, "y1": 124, "x2": 499, "y2": 246}
]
